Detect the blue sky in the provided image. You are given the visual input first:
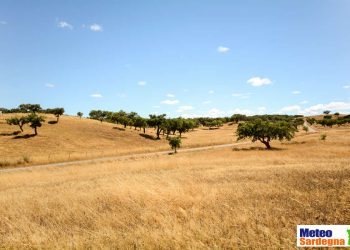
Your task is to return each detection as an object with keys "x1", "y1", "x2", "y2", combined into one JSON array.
[{"x1": 1, "y1": 0, "x2": 350, "y2": 117}]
